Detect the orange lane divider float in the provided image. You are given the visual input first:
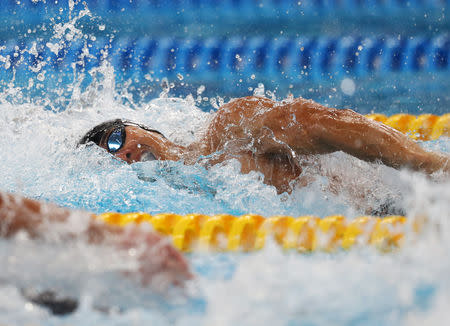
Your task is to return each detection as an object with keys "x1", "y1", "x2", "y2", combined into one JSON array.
[
  {"x1": 97, "y1": 213, "x2": 413, "y2": 253},
  {"x1": 365, "y1": 113, "x2": 449, "y2": 140}
]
